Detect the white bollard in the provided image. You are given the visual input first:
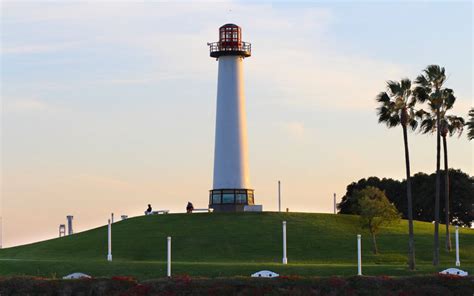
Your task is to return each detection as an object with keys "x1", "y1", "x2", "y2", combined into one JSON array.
[
  {"x1": 167, "y1": 236, "x2": 172, "y2": 277},
  {"x1": 333, "y1": 193, "x2": 337, "y2": 214},
  {"x1": 107, "y1": 219, "x2": 112, "y2": 261},
  {"x1": 282, "y1": 221, "x2": 288, "y2": 264},
  {"x1": 455, "y1": 226, "x2": 460, "y2": 267},
  {"x1": 357, "y1": 234, "x2": 362, "y2": 275}
]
